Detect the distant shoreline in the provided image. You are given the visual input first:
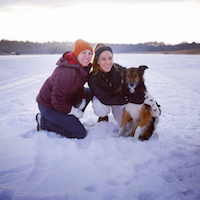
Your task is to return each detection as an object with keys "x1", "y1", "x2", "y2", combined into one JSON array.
[
  {"x1": 122, "y1": 49, "x2": 200, "y2": 55},
  {"x1": 1, "y1": 40, "x2": 200, "y2": 55},
  {"x1": 1, "y1": 49, "x2": 200, "y2": 55}
]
